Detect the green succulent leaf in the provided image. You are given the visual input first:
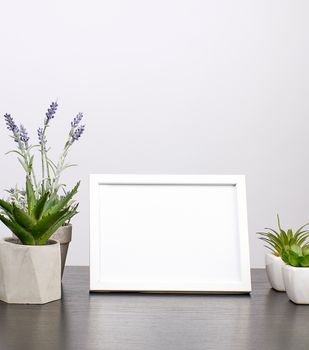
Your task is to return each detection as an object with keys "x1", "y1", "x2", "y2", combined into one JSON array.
[
  {"x1": 0, "y1": 214, "x2": 35, "y2": 245},
  {"x1": 290, "y1": 244, "x2": 302, "y2": 256},
  {"x1": 280, "y1": 230, "x2": 289, "y2": 246},
  {"x1": 33, "y1": 191, "x2": 49, "y2": 220},
  {"x1": 281, "y1": 244, "x2": 309, "y2": 268},
  {"x1": 300, "y1": 255, "x2": 309, "y2": 267},
  {"x1": 264, "y1": 227, "x2": 280, "y2": 237},
  {"x1": 43, "y1": 194, "x2": 58, "y2": 213},
  {"x1": 12, "y1": 205, "x2": 36, "y2": 231},
  {"x1": 46, "y1": 181, "x2": 80, "y2": 215},
  {"x1": 0, "y1": 199, "x2": 13, "y2": 215},
  {"x1": 257, "y1": 216, "x2": 309, "y2": 260},
  {"x1": 259, "y1": 237, "x2": 281, "y2": 254},
  {"x1": 281, "y1": 253, "x2": 288, "y2": 264},
  {"x1": 264, "y1": 245, "x2": 277, "y2": 255},
  {"x1": 298, "y1": 234, "x2": 309, "y2": 247},
  {"x1": 302, "y1": 245, "x2": 309, "y2": 256},
  {"x1": 277, "y1": 214, "x2": 282, "y2": 231},
  {"x1": 26, "y1": 177, "x2": 36, "y2": 214},
  {"x1": 0, "y1": 185, "x2": 79, "y2": 245},
  {"x1": 287, "y1": 229, "x2": 293, "y2": 241},
  {"x1": 294, "y1": 223, "x2": 309, "y2": 238},
  {"x1": 288, "y1": 250, "x2": 301, "y2": 267},
  {"x1": 31, "y1": 207, "x2": 71, "y2": 239},
  {"x1": 259, "y1": 231, "x2": 282, "y2": 246},
  {"x1": 35, "y1": 209, "x2": 77, "y2": 245}
]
